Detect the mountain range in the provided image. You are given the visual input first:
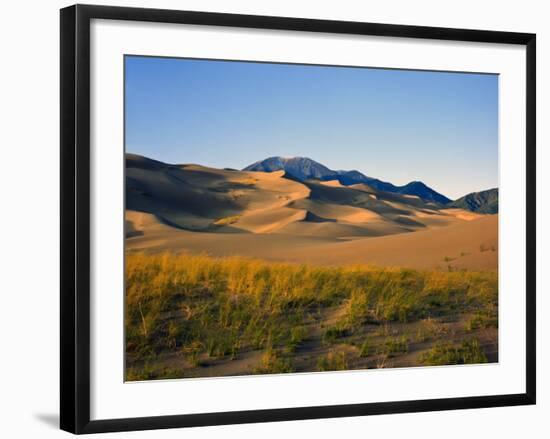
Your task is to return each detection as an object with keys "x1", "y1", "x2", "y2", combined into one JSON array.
[
  {"x1": 244, "y1": 156, "x2": 451, "y2": 204},
  {"x1": 447, "y1": 188, "x2": 498, "y2": 214},
  {"x1": 243, "y1": 156, "x2": 497, "y2": 210}
]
